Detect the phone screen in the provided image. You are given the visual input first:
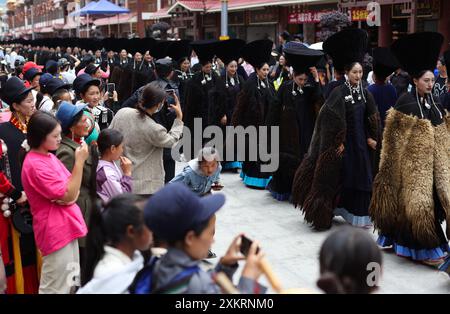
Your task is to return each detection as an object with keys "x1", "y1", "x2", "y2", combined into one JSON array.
[
  {"x1": 107, "y1": 83, "x2": 115, "y2": 94},
  {"x1": 240, "y1": 235, "x2": 259, "y2": 257}
]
